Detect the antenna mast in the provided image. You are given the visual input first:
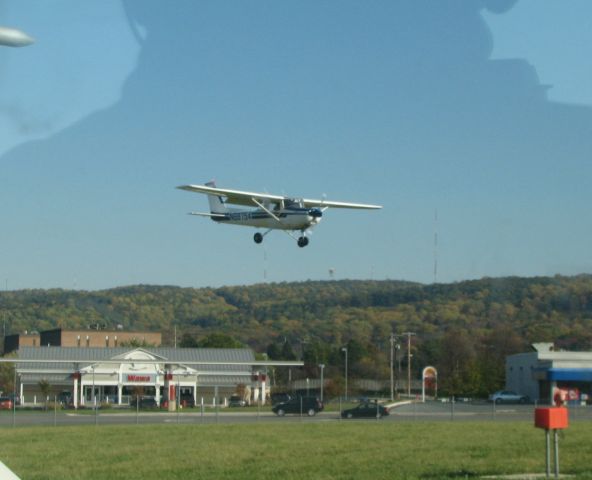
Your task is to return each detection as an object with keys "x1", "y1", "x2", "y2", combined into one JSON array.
[{"x1": 433, "y1": 208, "x2": 438, "y2": 284}]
